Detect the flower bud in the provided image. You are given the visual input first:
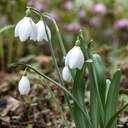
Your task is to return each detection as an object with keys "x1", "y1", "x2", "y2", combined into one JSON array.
[
  {"x1": 18, "y1": 76, "x2": 30, "y2": 95},
  {"x1": 62, "y1": 66, "x2": 72, "y2": 82}
]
